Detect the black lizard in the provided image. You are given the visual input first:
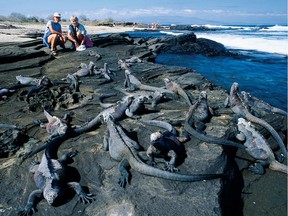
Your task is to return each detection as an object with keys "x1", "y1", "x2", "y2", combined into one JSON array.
[
  {"x1": 18, "y1": 135, "x2": 95, "y2": 215},
  {"x1": 103, "y1": 116, "x2": 222, "y2": 188}
]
